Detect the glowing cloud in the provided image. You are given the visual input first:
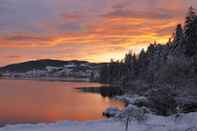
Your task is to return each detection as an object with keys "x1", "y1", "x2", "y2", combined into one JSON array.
[{"x1": 0, "y1": 0, "x2": 196, "y2": 66}]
